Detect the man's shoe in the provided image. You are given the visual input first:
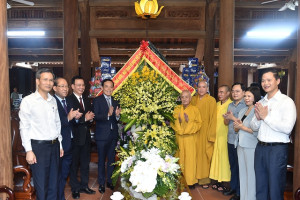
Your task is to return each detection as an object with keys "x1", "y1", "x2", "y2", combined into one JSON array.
[
  {"x1": 72, "y1": 191, "x2": 80, "y2": 199},
  {"x1": 80, "y1": 187, "x2": 96, "y2": 194},
  {"x1": 223, "y1": 189, "x2": 236, "y2": 196},
  {"x1": 107, "y1": 182, "x2": 114, "y2": 190},
  {"x1": 99, "y1": 185, "x2": 105, "y2": 194},
  {"x1": 230, "y1": 194, "x2": 240, "y2": 200}
]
